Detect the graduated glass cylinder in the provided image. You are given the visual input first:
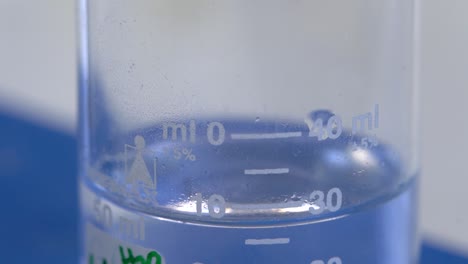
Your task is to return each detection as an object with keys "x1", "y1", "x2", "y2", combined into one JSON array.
[{"x1": 79, "y1": 1, "x2": 419, "y2": 263}]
